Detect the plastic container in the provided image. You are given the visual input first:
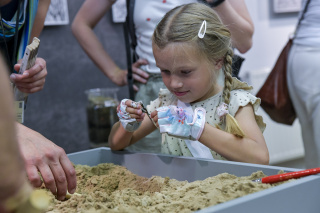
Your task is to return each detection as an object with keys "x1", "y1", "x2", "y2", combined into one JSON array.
[
  {"x1": 85, "y1": 88, "x2": 119, "y2": 148},
  {"x1": 68, "y1": 148, "x2": 320, "y2": 213}
]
